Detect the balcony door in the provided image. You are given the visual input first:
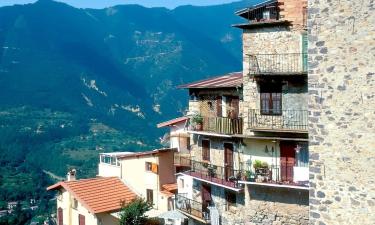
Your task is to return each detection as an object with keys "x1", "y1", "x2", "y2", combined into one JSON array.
[
  {"x1": 225, "y1": 96, "x2": 239, "y2": 119},
  {"x1": 280, "y1": 142, "x2": 296, "y2": 182},
  {"x1": 260, "y1": 83, "x2": 282, "y2": 115},
  {"x1": 201, "y1": 184, "x2": 212, "y2": 214},
  {"x1": 224, "y1": 143, "x2": 234, "y2": 180}
]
